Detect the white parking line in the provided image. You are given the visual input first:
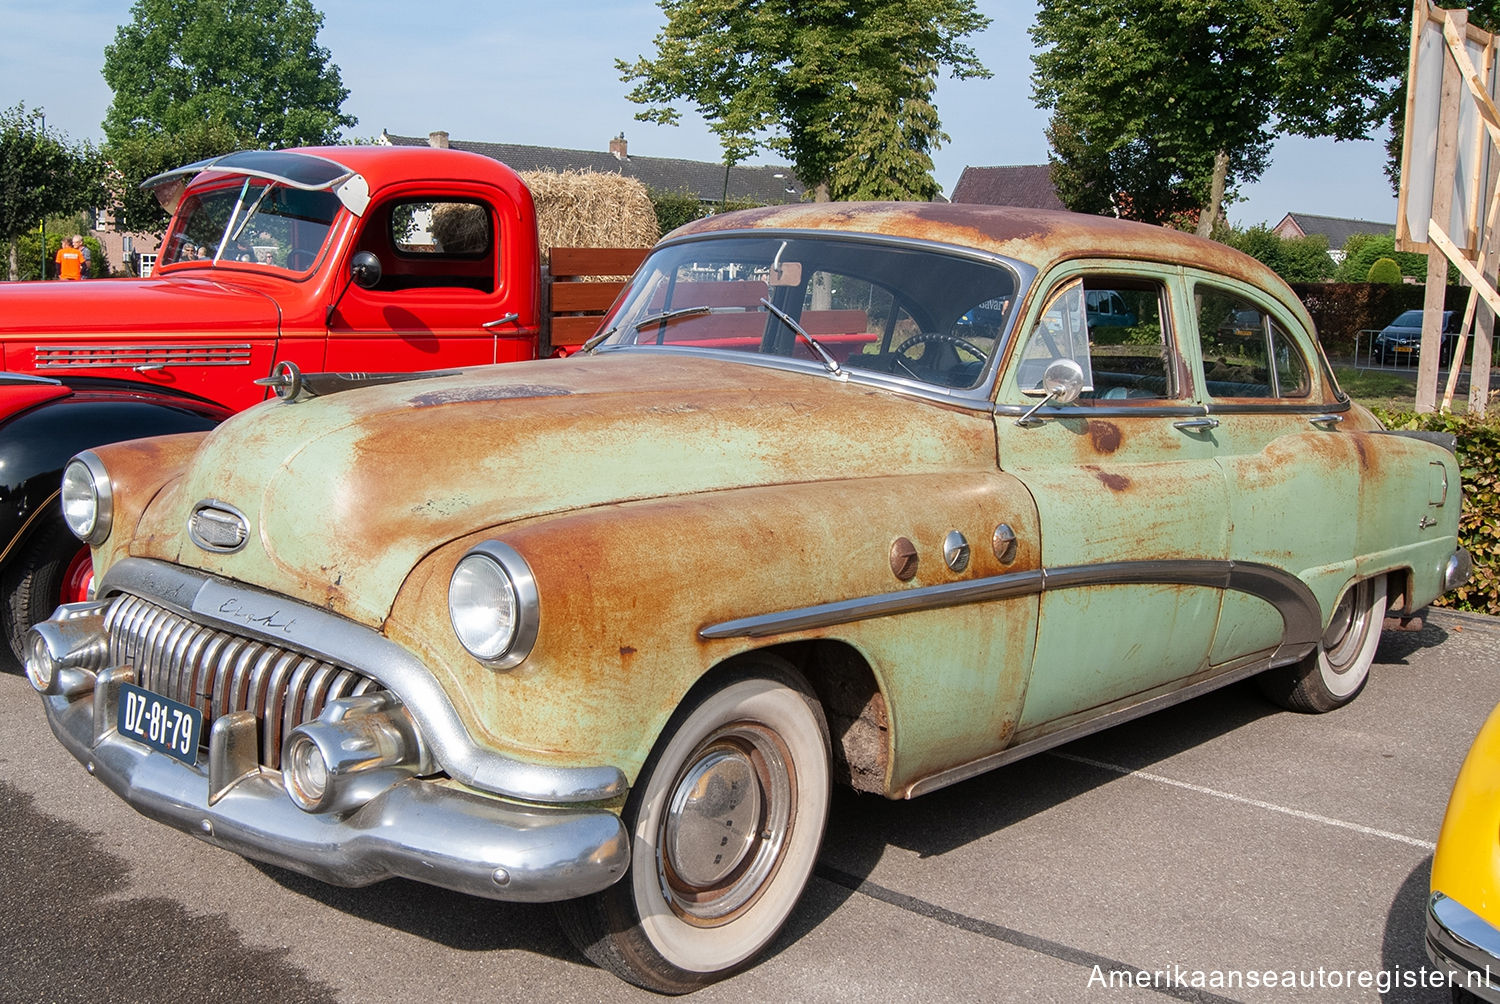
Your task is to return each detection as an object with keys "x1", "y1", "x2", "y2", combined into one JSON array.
[{"x1": 1050, "y1": 751, "x2": 1437, "y2": 851}]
